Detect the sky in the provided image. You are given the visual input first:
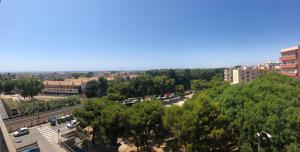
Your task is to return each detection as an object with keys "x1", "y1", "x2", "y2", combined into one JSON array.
[{"x1": 0, "y1": 0, "x2": 300, "y2": 72}]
